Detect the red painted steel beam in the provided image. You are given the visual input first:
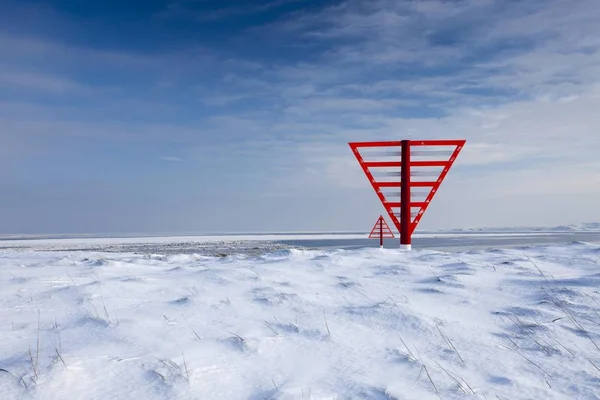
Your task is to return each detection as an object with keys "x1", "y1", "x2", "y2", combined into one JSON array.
[
  {"x1": 350, "y1": 139, "x2": 465, "y2": 250},
  {"x1": 384, "y1": 202, "x2": 427, "y2": 208},
  {"x1": 412, "y1": 161, "x2": 451, "y2": 167},
  {"x1": 410, "y1": 140, "x2": 466, "y2": 146},
  {"x1": 363, "y1": 160, "x2": 449, "y2": 168},
  {"x1": 379, "y1": 216, "x2": 383, "y2": 247},
  {"x1": 363, "y1": 161, "x2": 402, "y2": 168},
  {"x1": 349, "y1": 145, "x2": 400, "y2": 232},
  {"x1": 410, "y1": 181, "x2": 438, "y2": 187},
  {"x1": 410, "y1": 141, "x2": 466, "y2": 235},
  {"x1": 400, "y1": 140, "x2": 411, "y2": 248},
  {"x1": 374, "y1": 181, "x2": 440, "y2": 188},
  {"x1": 374, "y1": 182, "x2": 401, "y2": 188},
  {"x1": 349, "y1": 141, "x2": 402, "y2": 148}
]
